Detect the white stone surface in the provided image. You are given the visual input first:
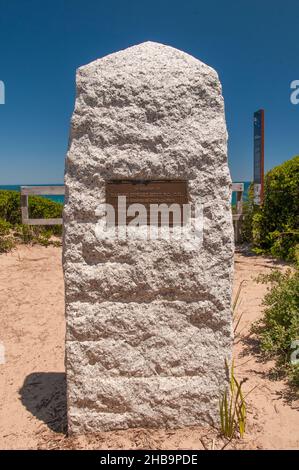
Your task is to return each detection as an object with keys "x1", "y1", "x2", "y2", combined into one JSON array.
[{"x1": 63, "y1": 41, "x2": 234, "y2": 434}]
